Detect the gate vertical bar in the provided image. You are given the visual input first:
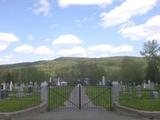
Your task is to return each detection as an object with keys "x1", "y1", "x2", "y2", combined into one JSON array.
[
  {"x1": 109, "y1": 86, "x2": 112, "y2": 111},
  {"x1": 79, "y1": 84, "x2": 81, "y2": 110},
  {"x1": 48, "y1": 84, "x2": 50, "y2": 111}
]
